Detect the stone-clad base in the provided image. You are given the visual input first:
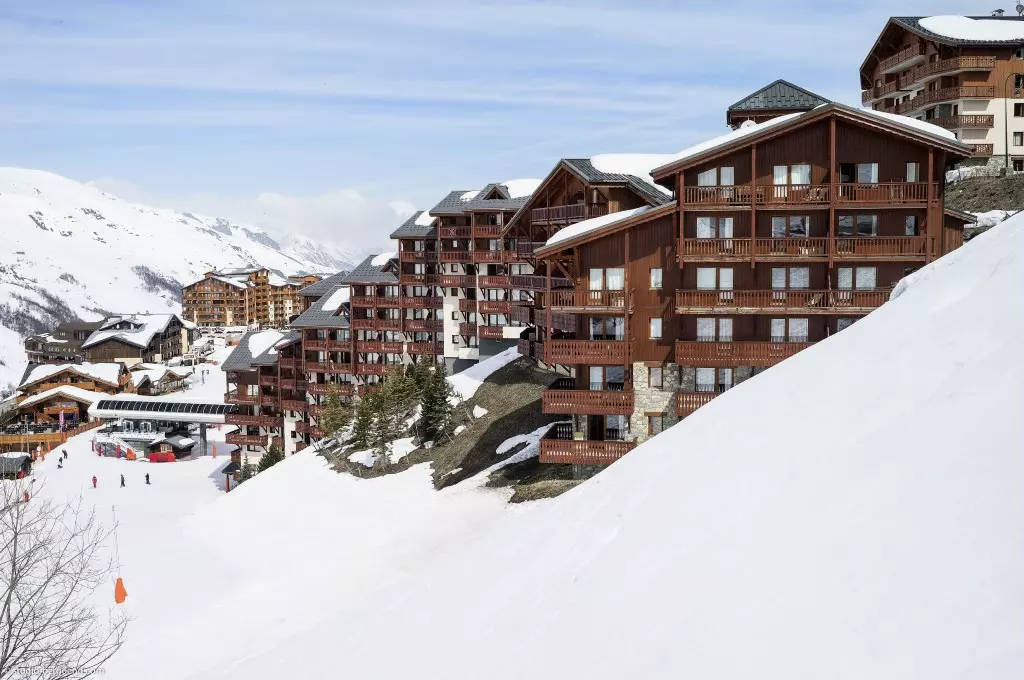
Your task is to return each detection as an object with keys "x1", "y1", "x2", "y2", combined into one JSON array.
[{"x1": 628, "y1": 361, "x2": 681, "y2": 442}]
